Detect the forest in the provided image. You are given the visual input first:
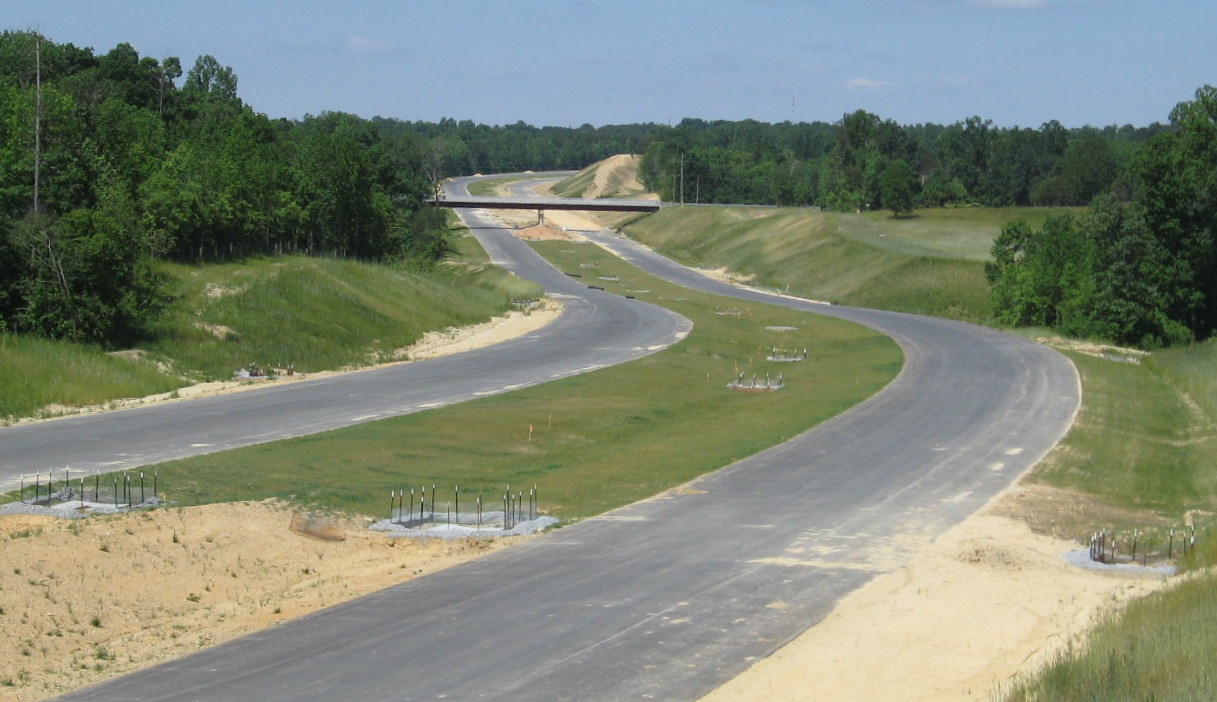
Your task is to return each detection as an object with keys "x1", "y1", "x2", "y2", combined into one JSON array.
[
  {"x1": 1, "y1": 30, "x2": 1213, "y2": 350},
  {"x1": 0, "y1": 32, "x2": 447, "y2": 346},
  {"x1": 985, "y1": 86, "x2": 1217, "y2": 348}
]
